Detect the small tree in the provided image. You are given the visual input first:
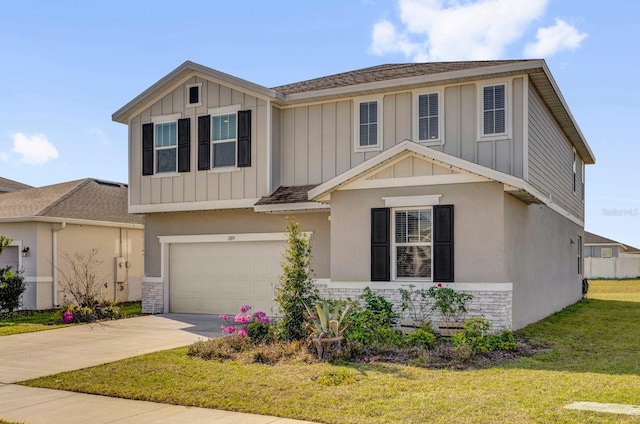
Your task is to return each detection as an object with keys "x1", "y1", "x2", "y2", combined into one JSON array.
[
  {"x1": 274, "y1": 220, "x2": 318, "y2": 341},
  {"x1": 0, "y1": 235, "x2": 11, "y2": 254},
  {"x1": 0, "y1": 266, "x2": 26, "y2": 313},
  {"x1": 57, "y1": 249, "x2": 108, "y2": 307}
]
